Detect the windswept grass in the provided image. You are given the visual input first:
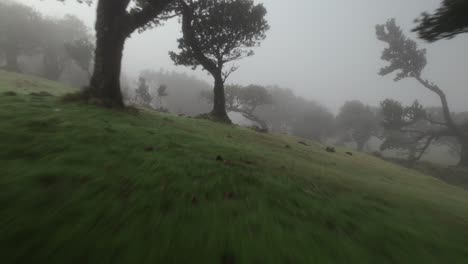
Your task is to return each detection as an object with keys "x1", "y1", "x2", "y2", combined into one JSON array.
[{"x1": 1, "y1": 70, "x2": 468, "y2": 263}]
